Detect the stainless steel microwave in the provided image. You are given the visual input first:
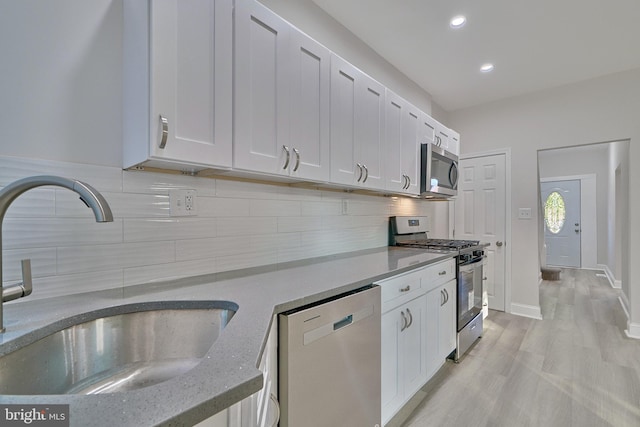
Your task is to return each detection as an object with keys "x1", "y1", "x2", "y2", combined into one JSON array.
[{"x1": 420, "y1": 143, "x2": 458, "y2": 198}]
